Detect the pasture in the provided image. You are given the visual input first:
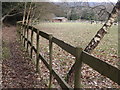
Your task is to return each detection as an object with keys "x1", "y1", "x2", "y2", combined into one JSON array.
[
  {"x1": 34, "y1": 22, "x2": 119, "y2": 88},
  {"x1": 35, "y1": 22, "x2": 118, "y2": 66}
]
